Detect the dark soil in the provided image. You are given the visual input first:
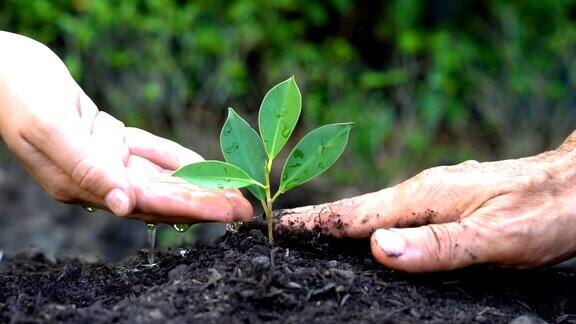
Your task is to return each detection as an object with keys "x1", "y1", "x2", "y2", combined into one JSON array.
[{"x1": 1, "y1": 226, "x2": 575, "y2": 323}]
